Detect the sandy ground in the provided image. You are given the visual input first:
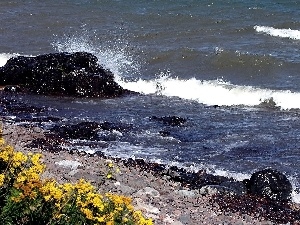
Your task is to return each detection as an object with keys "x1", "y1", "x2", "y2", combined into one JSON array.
[{"x1": 1, "y1": 121, "x2": 293, "y2": 225}]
